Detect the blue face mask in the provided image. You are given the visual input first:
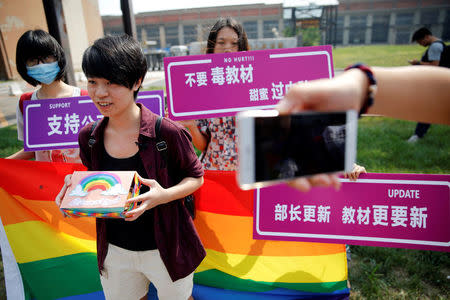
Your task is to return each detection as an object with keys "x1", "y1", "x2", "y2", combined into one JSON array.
[{"x1": 26, "y1": 61, "x2": 61, "y2": 85}]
